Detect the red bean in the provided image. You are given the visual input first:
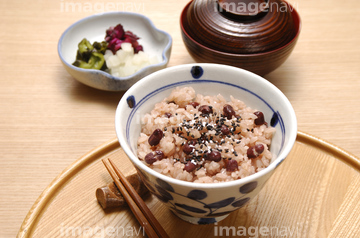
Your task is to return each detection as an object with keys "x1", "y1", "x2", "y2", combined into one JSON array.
[
  {"x1": 198, "y1": 105, "x2": 213, "y2": 115},
  {"x1": 184, "y1": 161, "x2": 197, "y2": 172},
  {"x1": 145, "y1": 153, "x2": 156, "y2": 164},
  {"x1": 221, "y1": 125, "x2": 230, "y2": 135},
  {"x1": 164, "y1": 112, "x2": 172, "y2": 118},
  {"x1": 148, "y1": 129, "x2": 163, "y2": 146},
  {"x1": 144, "y1": 150, "x2": 164, "y2": 164},
  {"x1": 182, "y1": 143, "x2": 193, "y2": 154},
  {"x1": 254, "y1": 111, "x2": 265, "y2": 125},
  {"x1": 247, "y1": 144, "x2": 265, "y2": 158},
  {"x1": 255, "y1": 144, "x2": 264, "y2": 153},
  {"x1": 205, "y1": 150, "x2": 222, "y2": 162},
  {"x1": 226, "y1": 159, "x2": 238, "y2": 172},
  {"x1": 188, "y1": 101, "x2": 199, "y2": 108},
  {"x1": 223, "y1": 104, "x2": 236, "y2": 119},
  {"x1": 183, "y1": 140, "x2": 196, "y2": 154}
]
